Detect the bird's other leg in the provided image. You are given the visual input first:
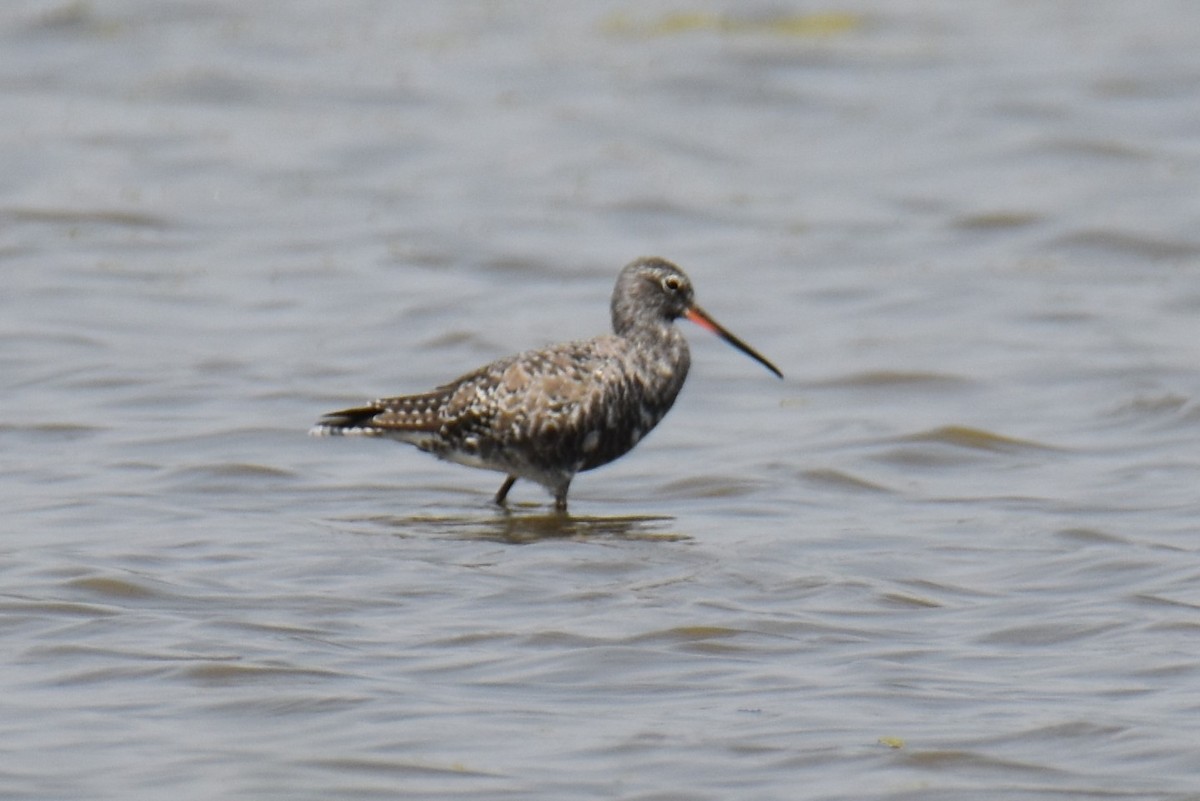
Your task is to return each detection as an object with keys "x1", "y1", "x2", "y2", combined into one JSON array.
[
  {"x1": 494, "y1": 475, "x2": 517, "y2": 506},
  {"x1": 553, "y1": 480, "x2": 571, "y2": 514}
]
